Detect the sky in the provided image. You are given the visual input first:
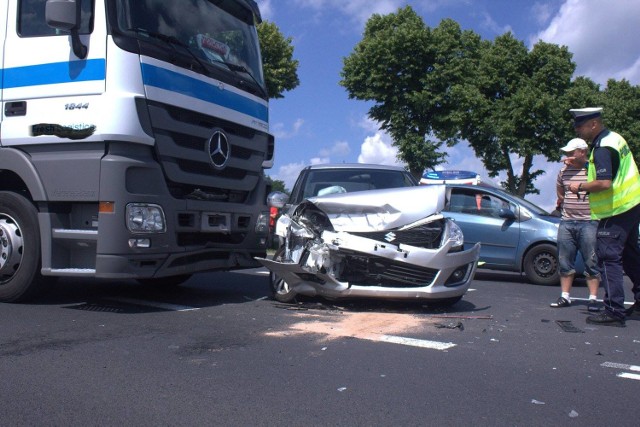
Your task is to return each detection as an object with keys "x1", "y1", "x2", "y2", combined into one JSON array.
[{"x1": 256, "y1": 0, "x2": 640, "y2": 210}]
